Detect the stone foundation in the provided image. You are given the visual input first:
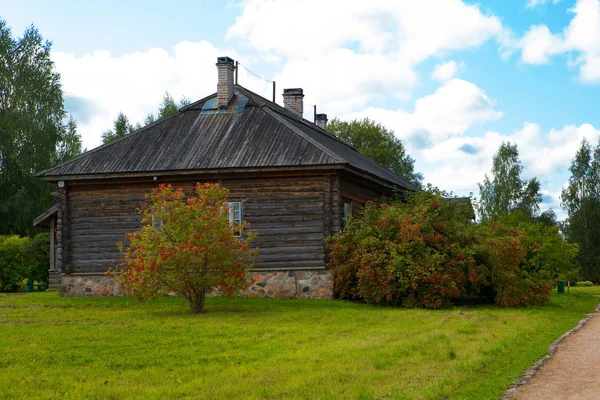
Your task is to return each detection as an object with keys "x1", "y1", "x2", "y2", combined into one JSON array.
[
  {"x1": 62, "y1": 275, "x2": 123, "y2": 297},
  {"x1": 244, "y1": 270, "x2": 332, "y2": 298},
  {"x1": 61, "y1": 270, "x2": 332, "y2": 299}
]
